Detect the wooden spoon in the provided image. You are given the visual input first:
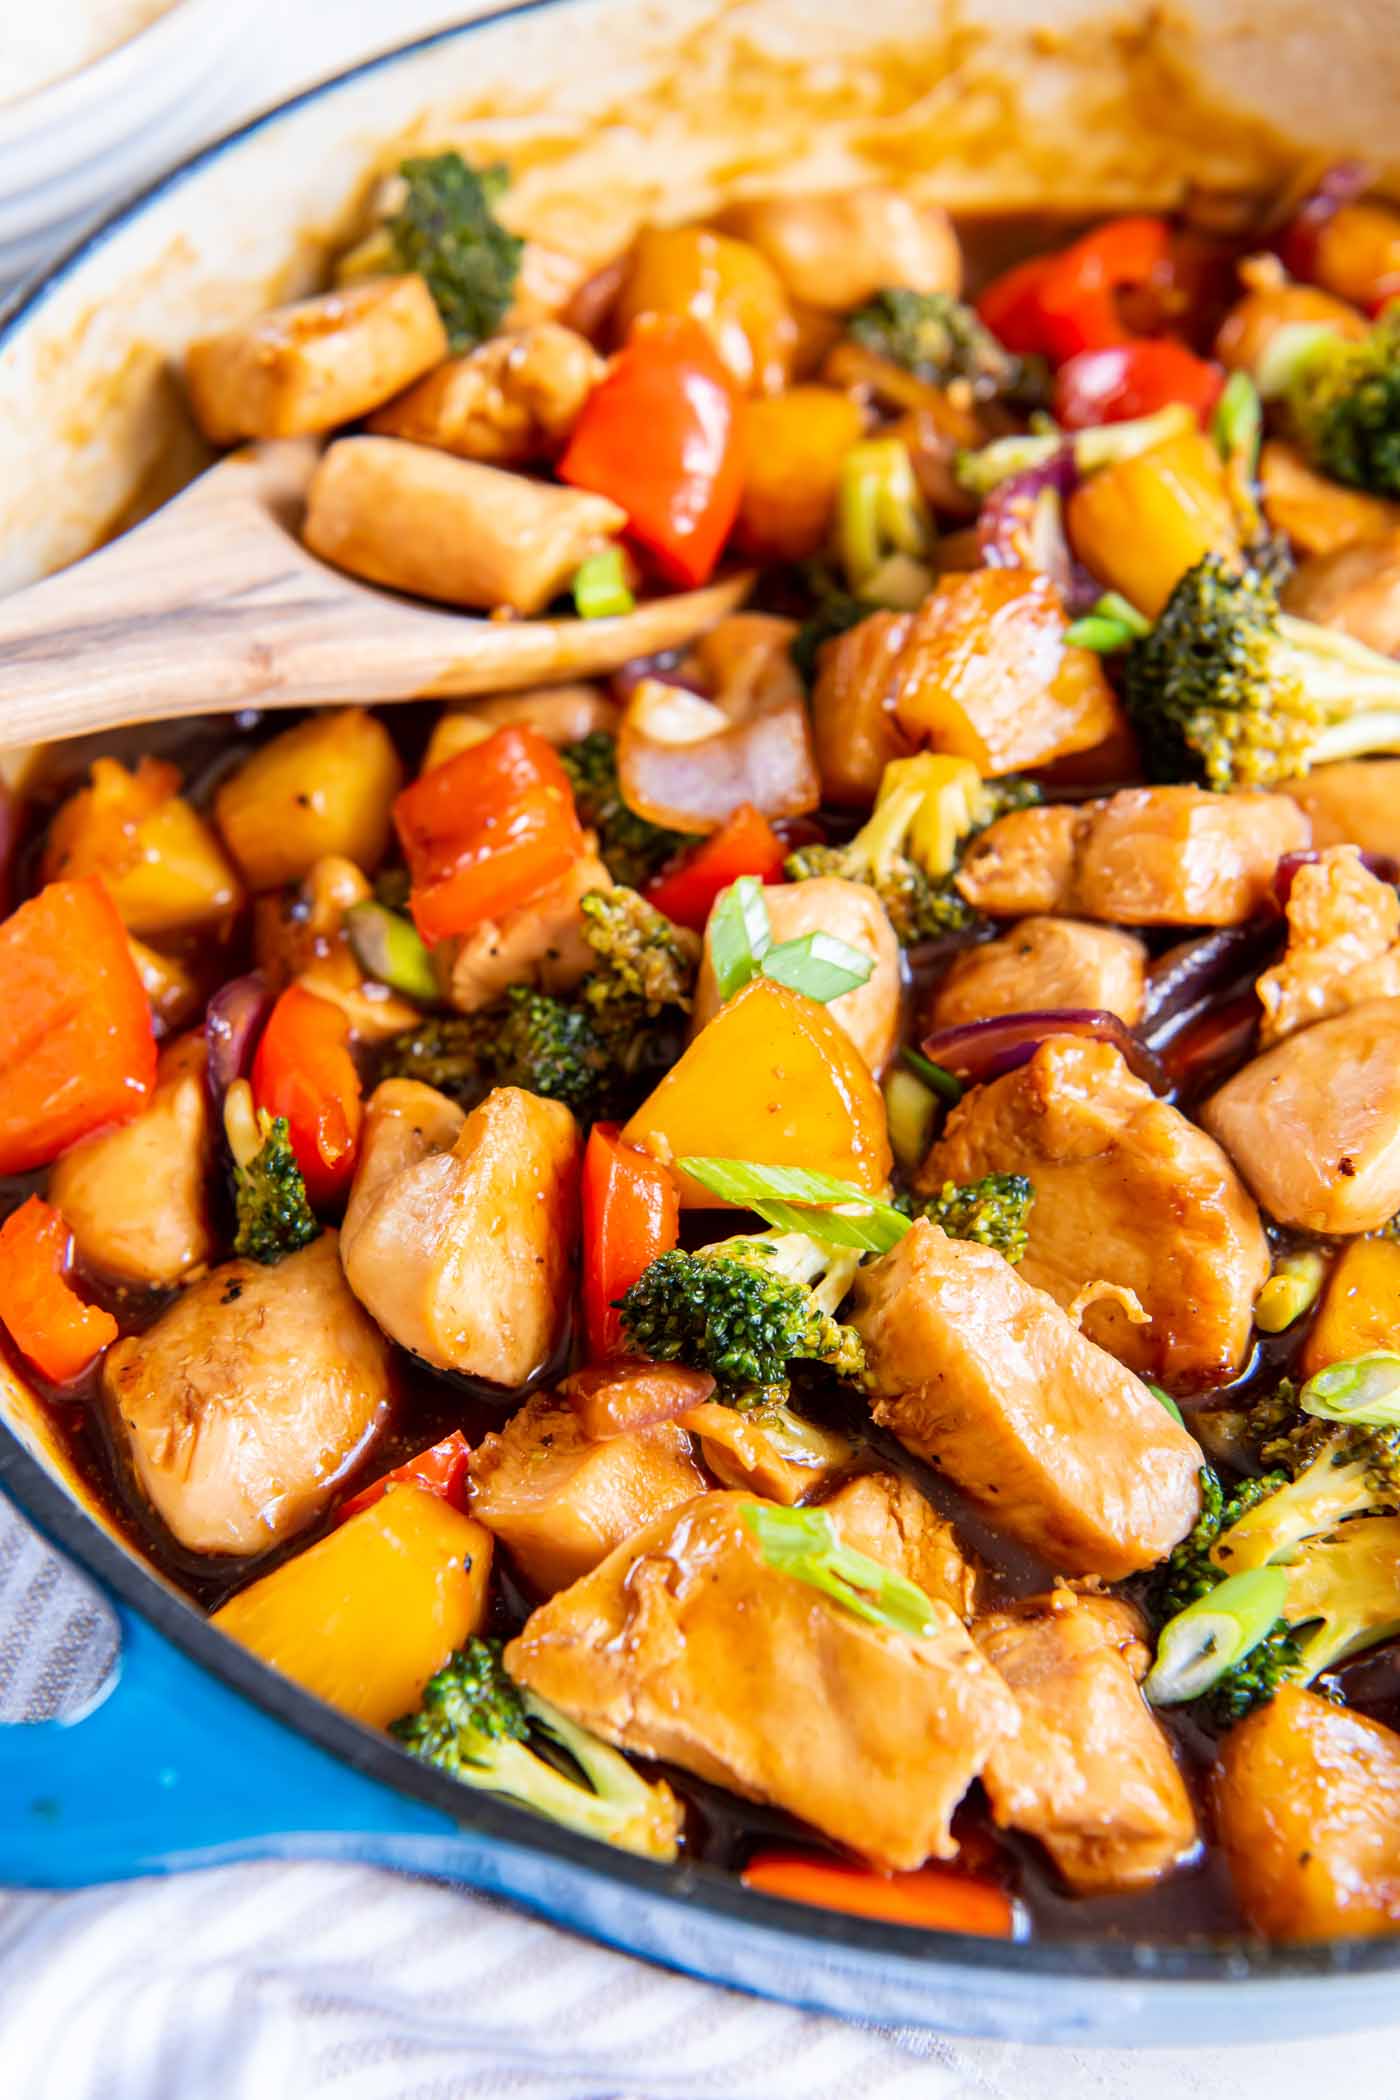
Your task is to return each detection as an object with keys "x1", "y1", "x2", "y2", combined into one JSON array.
[{"x1": 0, "y1": 441, "x2": 751, "y2": 747}]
